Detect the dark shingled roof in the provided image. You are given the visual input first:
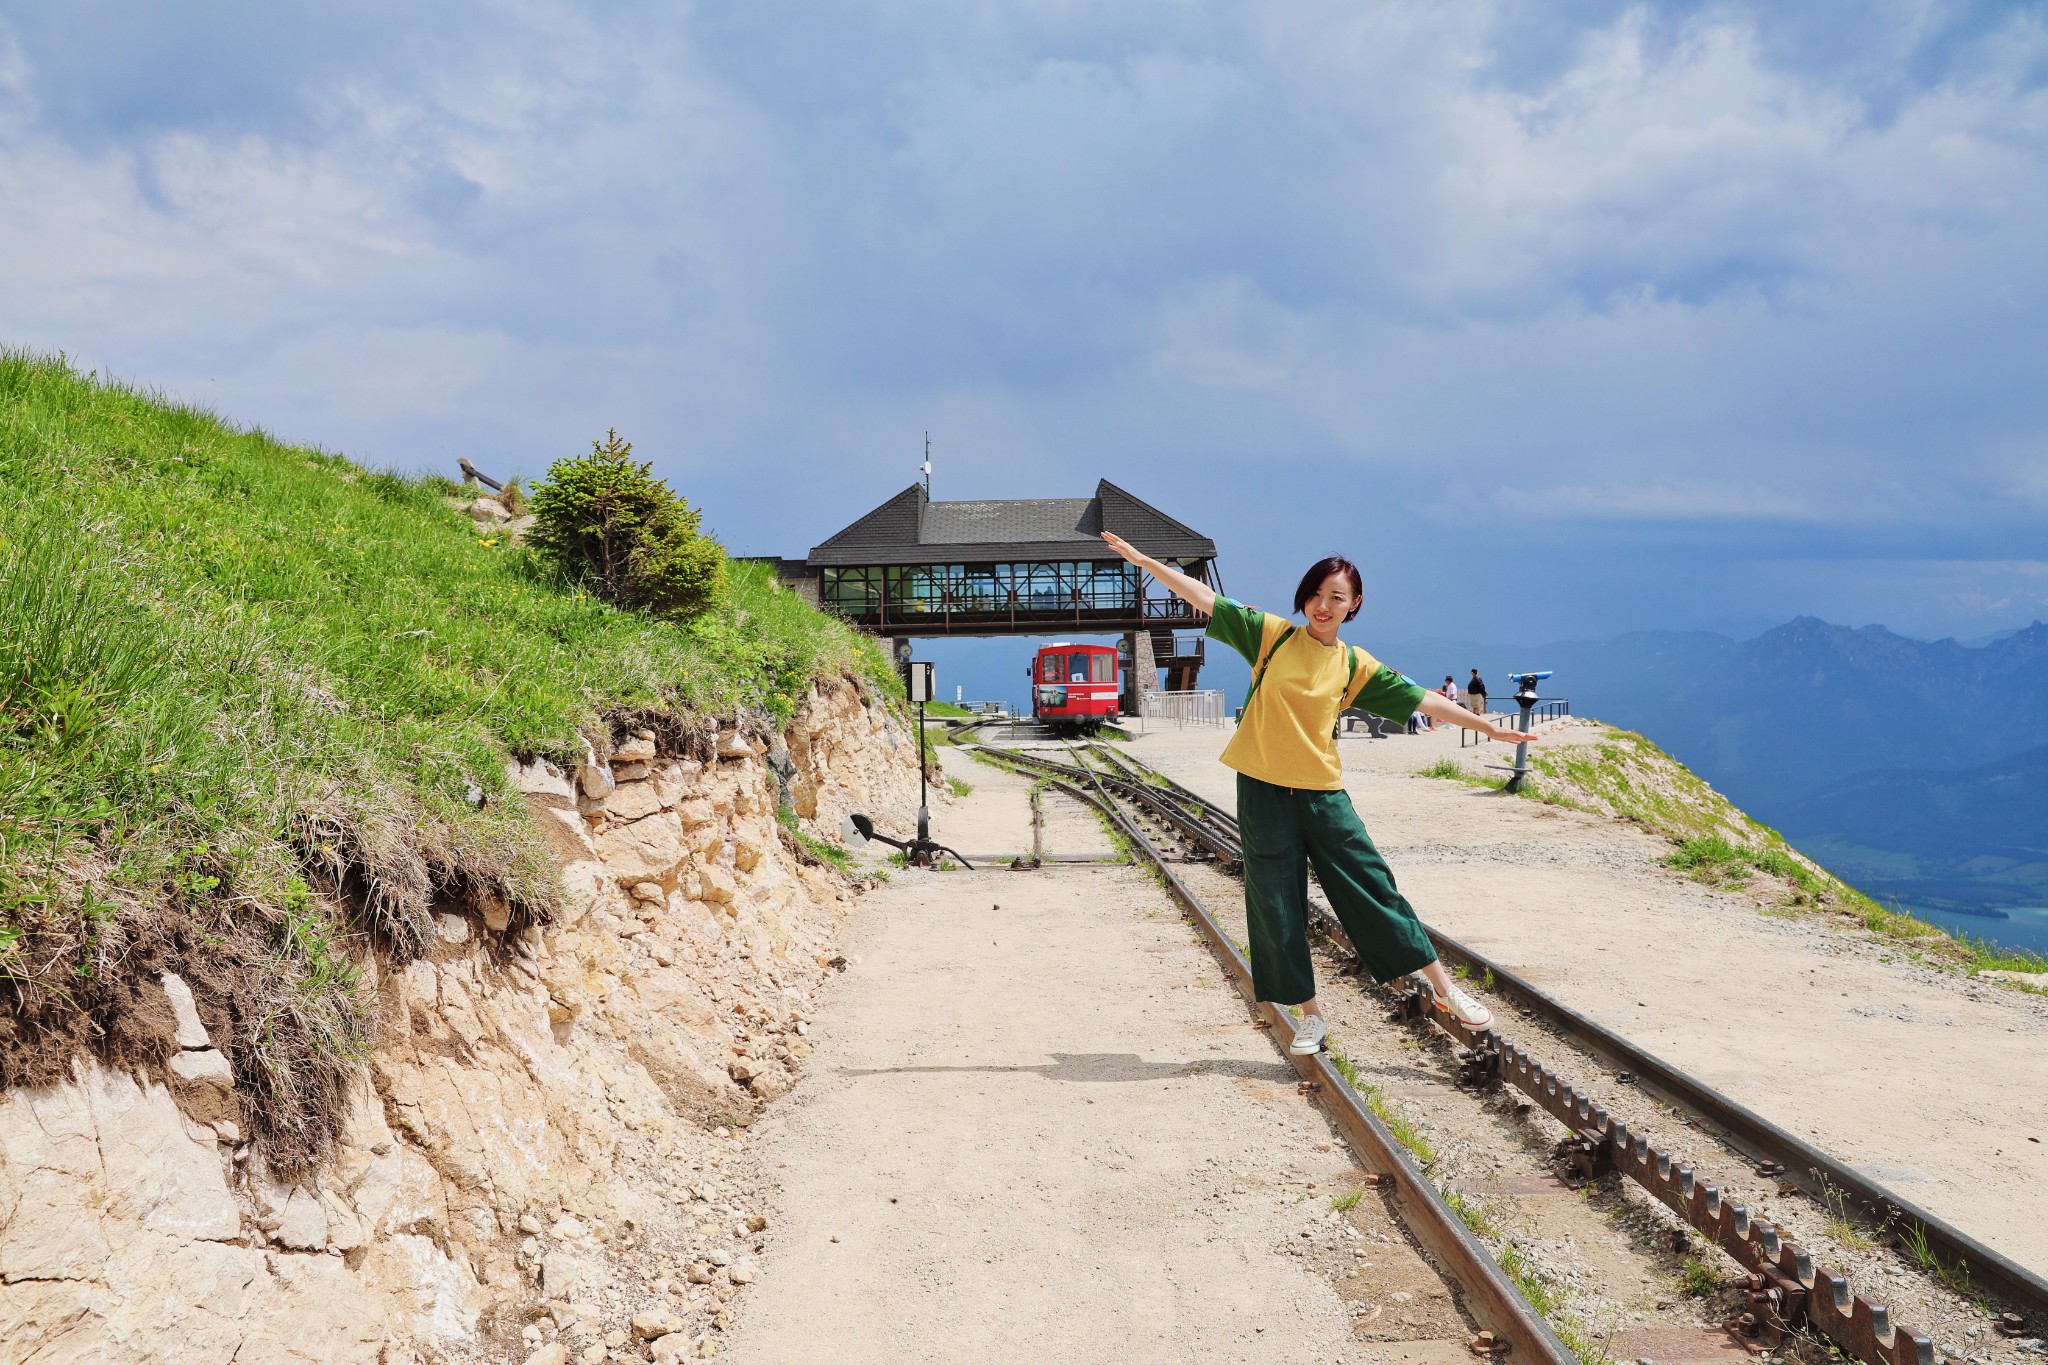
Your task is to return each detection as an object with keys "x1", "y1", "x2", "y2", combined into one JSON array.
[{"x1": 806, "y1": 479, "x2": 1215, "y2": 566}]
